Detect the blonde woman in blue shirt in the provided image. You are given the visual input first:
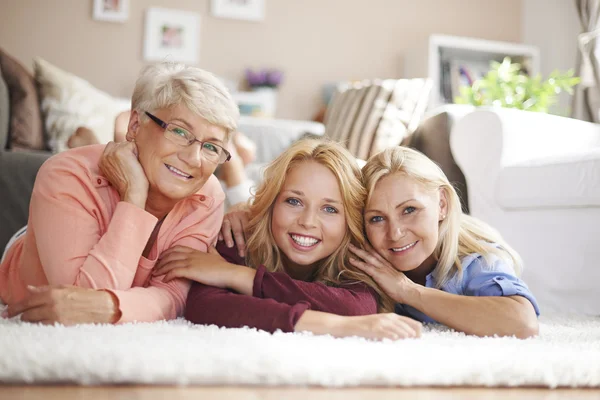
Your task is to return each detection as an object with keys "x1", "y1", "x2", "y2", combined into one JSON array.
[{"x1": 348, "y1": 146, "x2": 539, "y2": 339}]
